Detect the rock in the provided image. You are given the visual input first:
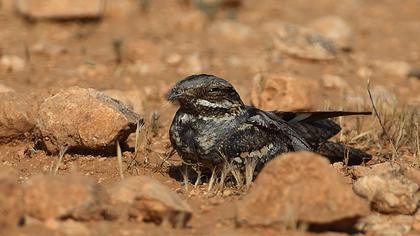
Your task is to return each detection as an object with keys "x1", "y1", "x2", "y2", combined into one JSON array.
[
  {"x1": 264, "y1": 22, "x2": 336, "y2": 60},
  {"x1": 31, "y1": 42, "x2": 67, "y2": 57},
  {"x1": 23, "y1": 174, "x2": 111, "y2": 221},
  {"x1": 0, "y1": 166, "x2": 24, "y2": 229},
  {"x1": 307, "y1": 15, "x2": 353, "y2": 50},
  {"x1": 165, "y1": 53, "x2": 183, "y2": 66},
  {"x1": 44, "y1": 219, "x2": 92, "y2": 236},
  {"x1": 125, "y1": 40, "x2": 163, "y2": 75},
  {"x1": 349, "y1": 162, "x2": 398, "y2": 179},
  {"x1": 408, "y1": 67, "x2": 420, "y2": 79},
  {"x1": 103, "y1": 89, "x2": 145, "y2": 114},
  {"x1": 353, "y1": 172, "x2": 419, "y2": 214},
  {"x1": 0, "y1": 55, "x2": 25, "y2": 72},
  {"x1": 108, "y1": 176, "x2": 192, "y2": 228},
  {"x1": 209, "y1": 21, "x2": 255, "y2": 43},
  {"x1": 356, "y1": 214, "x2": 414, "y2": 236},
  {"x1": 321, "y1": 74, "x2": 349, "y2": 90},
  {"x1": 236, "y1": 152, "x2": 369, "y2": 230},
  {"x1": 0, "y1": 93, "x2": 37, "y2": 140},
  {"x1": 251, "y1": 74, "x2": 320, "y2": 111},
  {"x1": 175, "y1": 11, "x2": 208, "y2": 32},
  {"x1": 36, "y1": 87, "x2": 143, "y2": 153},
  {"x1": 0, "y1": 84, "x2": 15, "y2": 93},
  {"x1": 373, "y1": 60, "x2": 411, "y2": 78},
  {"x1": 16, "y1": 0, "x2": 106, "y2": 20},
  {"x1": 177, "y1": 52, "x2": 206, "y2": 74}
]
